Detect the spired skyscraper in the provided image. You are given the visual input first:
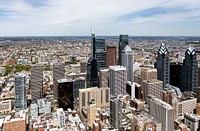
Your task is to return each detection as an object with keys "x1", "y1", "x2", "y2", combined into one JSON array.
[
  {"x1": 91, "y1": 34, "x2": 106, "y2": 70},
  {"x1": 156, "y1": 43, "x2": 170, "y2": 87},
  {"x1": 118, "y1": 35, "x2": 128, "y2": 65},
  {"x1": 181, "y1": 47, "x2": 198, "y2": 92},
  {"x1": 15, "y1": 74, "x2": 27, "y2": 109},
  {"x1": 122, "y1": 45, "x2": 133, "y2": 82}
]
